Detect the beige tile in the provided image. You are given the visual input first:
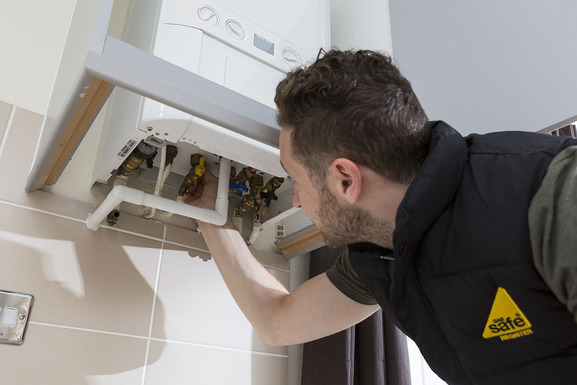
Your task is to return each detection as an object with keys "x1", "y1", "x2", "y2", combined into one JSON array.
[
  {"x1": 0, "y1": 107, "x2": 76, "y2": 214},
  {"x1": 145, "y1": 340, "x2": 288, "y2": 385},
  {"x1": 151, "y1": 246, "x2": 288, "y2": 355},
  {"x1": 165, "y1": 223, "x2": 289, "y2": 270},
  {"x1": 164, "y1": 222, "x2": 209, "y2": 251},
  {"x1": 0, "y1": 100, "x2": 12, "y2": 145},
  {"x1": 101, "y1": 212, "x2": 166, "y2": 240},
  {"x1": 251, "y1": 246, "x2": 290, "y2": 271},
  {"x1": 0, "y1": 107, "x2": 43, "y2": 196},
  {"x1": 0, "y1": 107, "x2": 165, "y2": 240},
  {"x1": 269, "y1": 267, "x2": 290, "y2": 289},
  {"x1": 0, "y1": 323, "x2": 147, "y2": 385},
  {"x1": 0, "y1": 203, "x2": 163, "y2": 336}
]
